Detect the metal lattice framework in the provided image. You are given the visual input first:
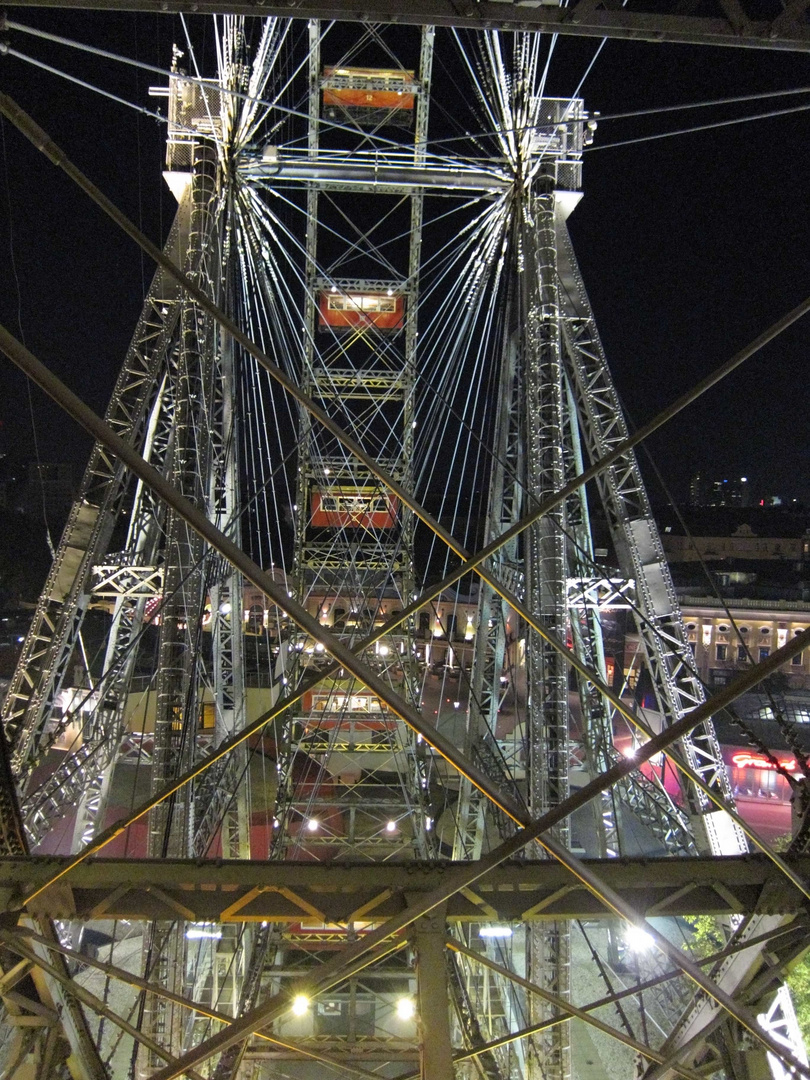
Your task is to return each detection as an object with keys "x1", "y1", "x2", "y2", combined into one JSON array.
[{"x1": 0, "y1": 14, "x2": 808, "y2": 1080}]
